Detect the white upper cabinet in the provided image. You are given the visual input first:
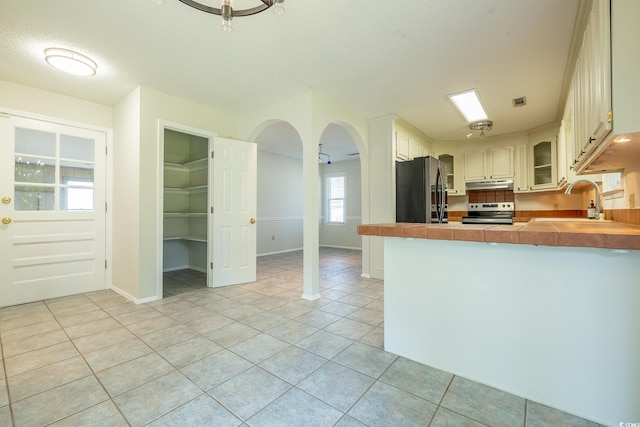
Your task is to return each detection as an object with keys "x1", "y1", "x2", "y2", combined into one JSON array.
[
  {"x1": 396, "y1": 131, "x2": 430, "y2": 161},
  {"x1": 570, "y1": 0, "x2": 640, "y2": 174},
  {"x1": 528, "y1": 137, "x2": 558, "y2": 191},
  {"x1": 463, "y1": 149, "x2": 487, "y2": 181},
  {"x1": 395, "y1": 131, "x2": 410, "y2": 160},
  {"x1": 488, "y1": 146, "x2": 515, "y2": 179},
  {"x1": 433, "y1": 148, "x2": 464, "y2": 195},
  {"x1": 464, "y1": 146, "x2": 514, "y2": 181},
  {"x1": 571, "y1": 0, "x2": 611, "y2": 171},
  {"x1": 514, "y1": 144, "x2": 529, "y2": 193}
]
